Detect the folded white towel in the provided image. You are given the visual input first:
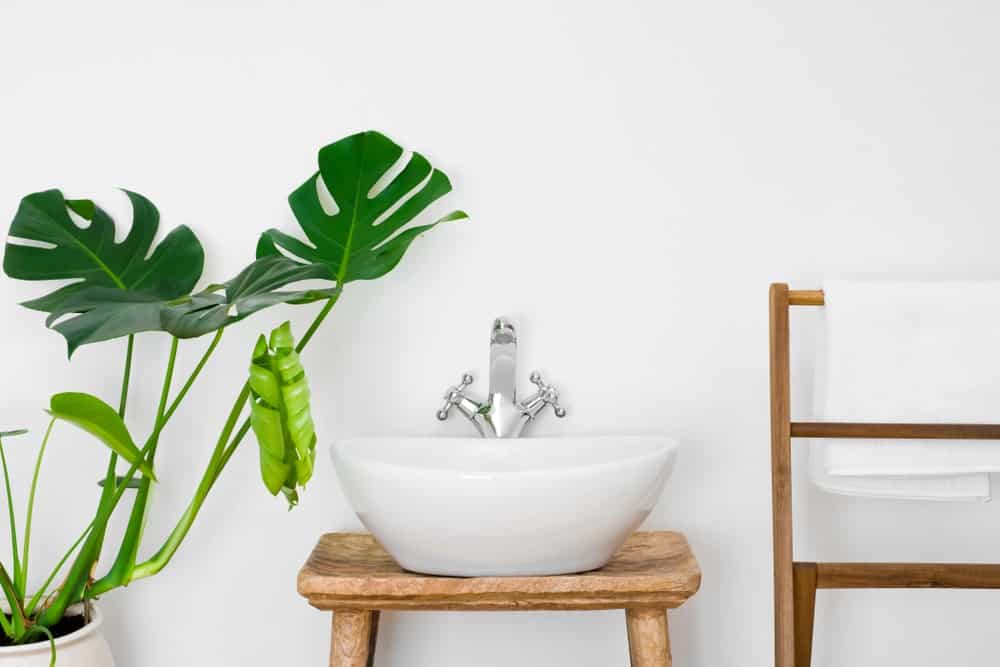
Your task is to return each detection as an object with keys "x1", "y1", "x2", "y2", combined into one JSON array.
[{"x1": 810, "y1": 281, "x2": 1000, "y2": 501}]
